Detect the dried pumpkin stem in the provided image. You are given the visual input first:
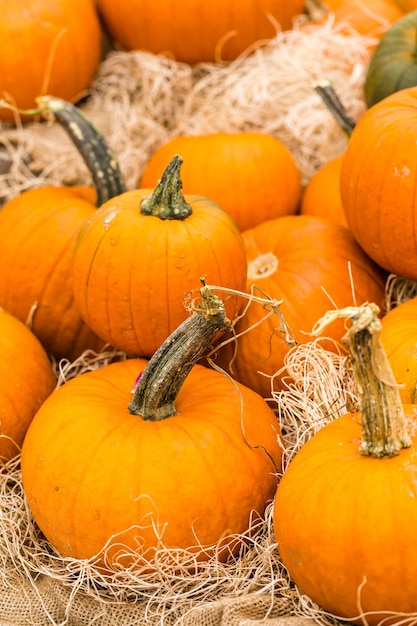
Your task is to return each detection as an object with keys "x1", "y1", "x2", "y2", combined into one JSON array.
[
  {"x1": 314, "y1": 81, "x2": 356, "y2": 138},
  {"x1": 129, "y1": 284, "x2": 231, "y2": 421},
  {"x1": 312, "y1": 303, "x2": 412, "y2": 457},
  {"x1": 140, "y1": 155, "x2": 193, "y2": 220},
  {"x1": 36, "y1": 96, "x2": 126, "y2": 206},
  {"x1": 0, "y1": 96, "x2": 126, "y2": 207}
]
